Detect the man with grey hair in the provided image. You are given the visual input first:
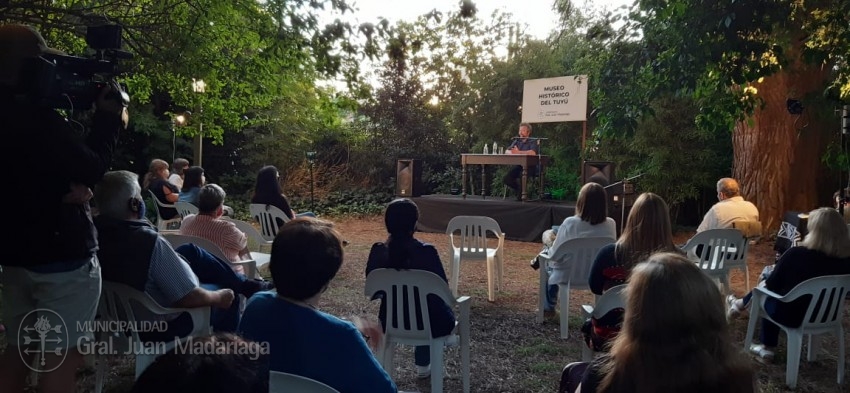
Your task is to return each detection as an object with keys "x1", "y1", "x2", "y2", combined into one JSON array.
[
  {"x1": 94, "y1": 171, "x2": 270, "y2": 338},
  {"x1": 696, "y1": 177, "x2": 760, "y2": 232},
  {"x1": 180, "y1": 184, "x2": 253, "y2": 273},
  {"x1": 0, "y1": 24, "x2": 128, "y2": 392}
]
